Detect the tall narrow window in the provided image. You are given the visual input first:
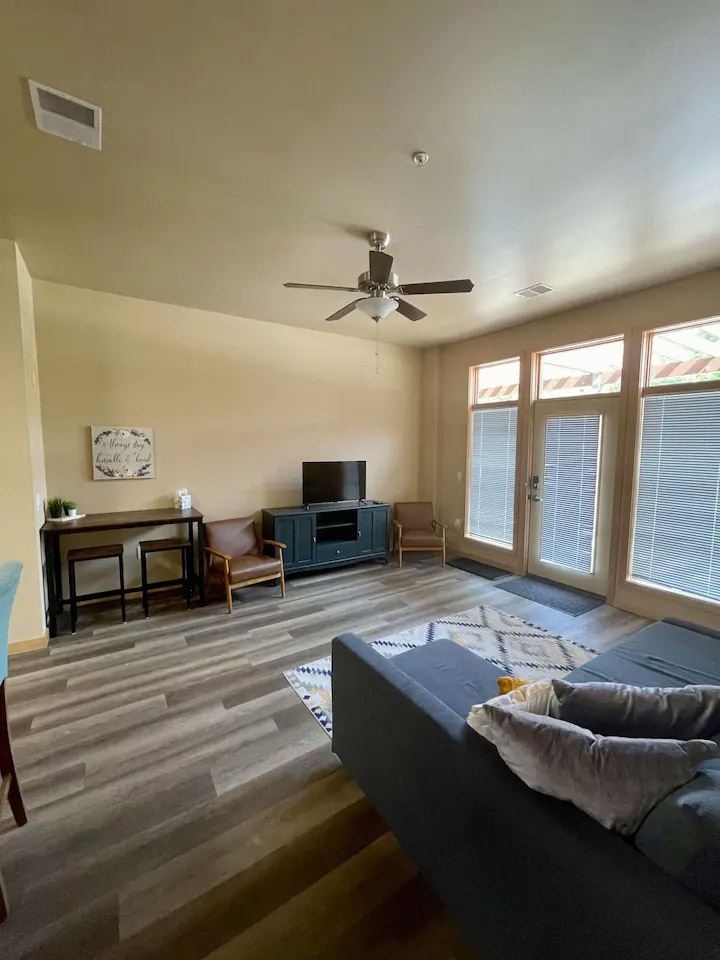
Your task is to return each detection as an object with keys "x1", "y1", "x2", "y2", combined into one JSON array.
[
  {"x1": 630, "y1": 319, "x2": 720, "y2": 604},
  {"x1": 467, "y1": 359, "x2": 519, "y2": 548}
]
